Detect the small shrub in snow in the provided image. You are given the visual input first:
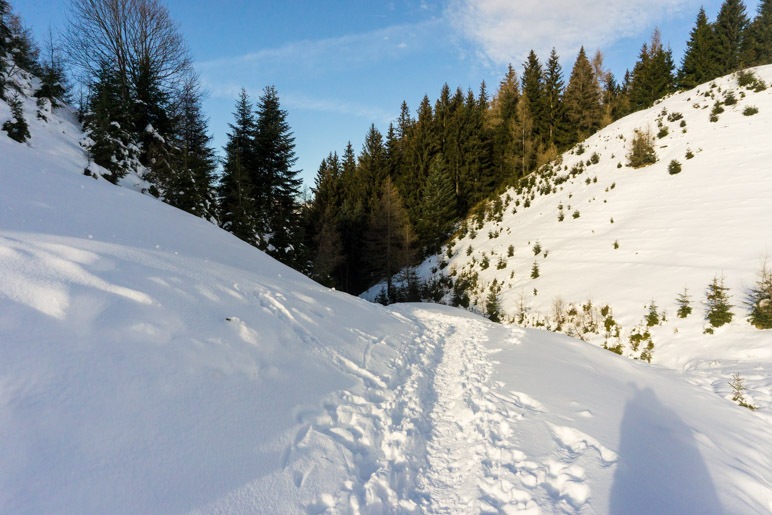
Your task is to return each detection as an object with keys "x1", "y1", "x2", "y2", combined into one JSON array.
[
  {"x1": 2, "y1": 94, "x2": 30, "y2": 143},
  {"x1": 507, "y1": 245, "x2": 515, "y2": 257},
  {"x1": 685, "y1": 149, "x2": 694, "y2": 160},
  {"x1": 590, "y1": 152, "x2": 600, "y2": 164},
  {"x1": 668, "y1": 160, "x2": 682, "y2": 175},
  {"x1": 627, "y1": 129, "x2": 656, "y2": 168},
  {"x1": 572, "y1": 210, "x2": 580, "y2": 219},
  {"x1": 645, "y1": 301, "x2": 660, "y2": 327},
  {"x1": 532, "y1": 241, "x2": 542, "y2": 256},
  {"x1": 613, "y1": 240, "x2": 619, "y2": 249},
  {"x1": 743, "y1": 106, "x2": 759, "y2": 116},
  {"x1": 747, "y1": 259, "x2": 772, "y2": 329},
  {"x1": 531, "y1": 261, "x2": 540, "y2": 279},
  {"x1": 723, "y1": 91, "x2": 737, "y2": 106},
  {"x1": 676, "y1": 286, "x2": 693, "y2": 318},
  {"x1": 729, "y1": 373, "x2": 758, "y2": 410},
  {"x1": 657, "y1": 125, "x2": 669, "y2": 139},
  {"x1": 705, "y1": 274, "x2": 733, "y2": 328}
]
